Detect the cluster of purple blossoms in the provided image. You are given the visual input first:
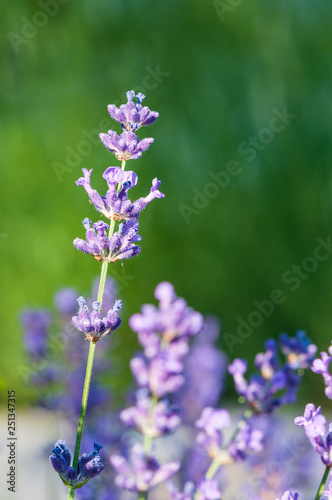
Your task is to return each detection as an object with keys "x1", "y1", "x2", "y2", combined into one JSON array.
[
  {"x1": 76, "y1": 167, "x2": 163, "y2": 222},
  {"x1": 110, "y1": 282, "x2": 204, "y2": 496},
  {"x1": 100, "y1": 91, "x2": 158, "y2": 160},
  {"x1": 72, "y1": 296, "x2": 122, "y2": 342},
  {"x1": 195, "y1": 407, "x2": 263, "y2": 464},
  {"x1": 311, "y1": 342, "x2": 332, "y2": 399},
  {"x1": 74, "y1": 218, "x2": 142, "y2": 263},
  {"x1": 50, "y1": 440, "x2": 104, "y2": 489},
  {"x1": 74, "y1": 91, "x2": 163, "y2": 265},
  {"x1": 295, "y1": 404, "x2": 332, "y2": 467},
  {"x1": 228, "y1": 332, "x2": 317, "y2": 414}
]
